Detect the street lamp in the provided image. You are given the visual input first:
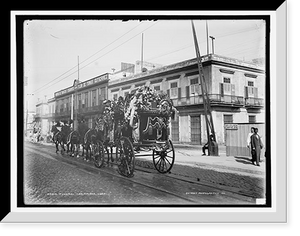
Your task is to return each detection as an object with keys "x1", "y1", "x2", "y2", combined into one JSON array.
[{"x1": 209, "y1": 36, "x2": 215, "y2": 54}]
